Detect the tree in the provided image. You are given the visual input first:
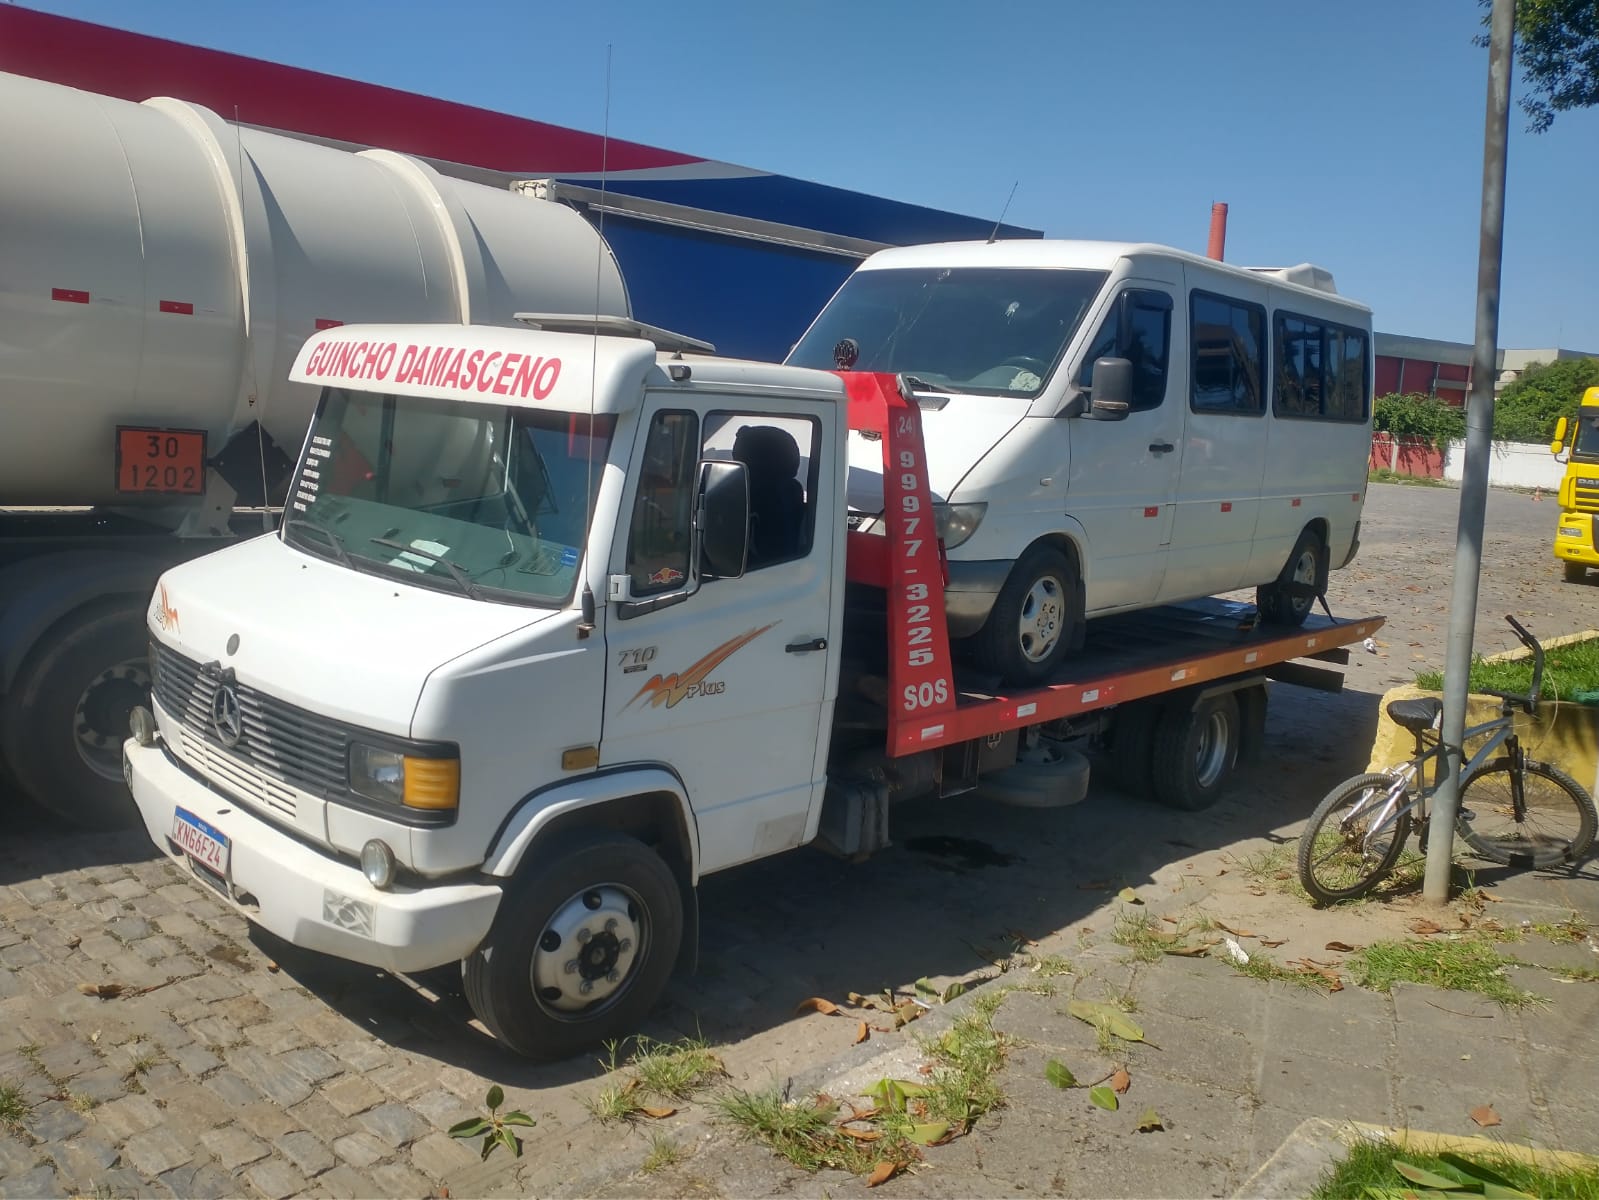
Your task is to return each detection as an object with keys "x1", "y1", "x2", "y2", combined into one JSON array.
[
  {"x1": 1492, "y1": 356, "x2": 1599, "y2": 442},
  {"x1": 1479, "y1": 0, "x2": 1599, "y2": 132},
  {"x1": 1373, "y1": 393, "x2": 1467, "y2": 447}
]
